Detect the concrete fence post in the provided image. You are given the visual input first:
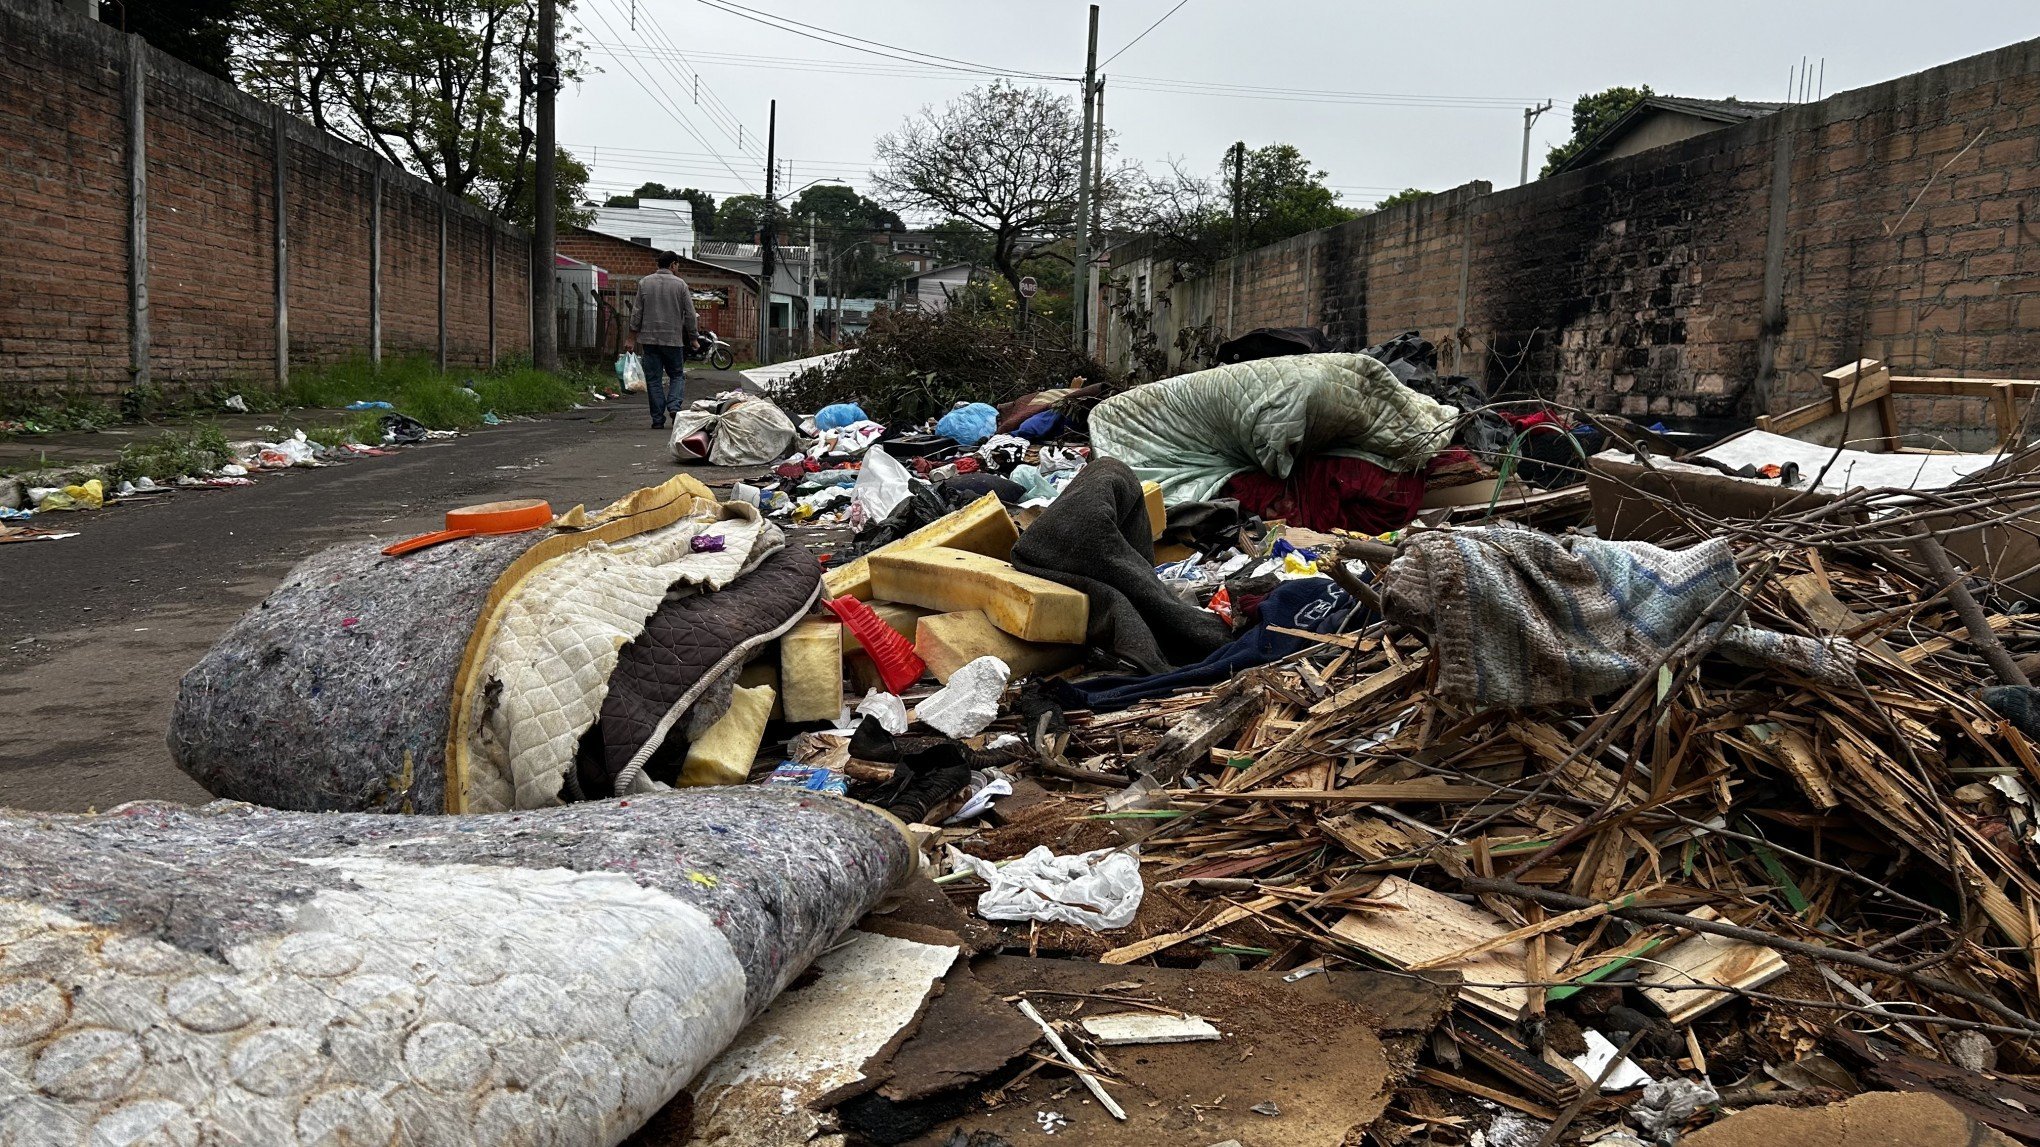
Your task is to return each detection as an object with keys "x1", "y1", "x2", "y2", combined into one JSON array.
[
  {"x1": 124, "y1": 34, "x2": 150, "y2": 387},
  {"x1": 369, "y1": 167, "x2": 382, "y2": 366},
  {"x1": 272, "y1": 109, "x2": 289, "y2": 386},
  {"x1": 1753, "y1": 111, "x2": 1799, "y2": 415},
  {"x1": 437, "y1": 197, "x2": 448, "y2": 372},
  {"x1": 487, "y1": 224, "x2": 497, "y2": 367}
]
